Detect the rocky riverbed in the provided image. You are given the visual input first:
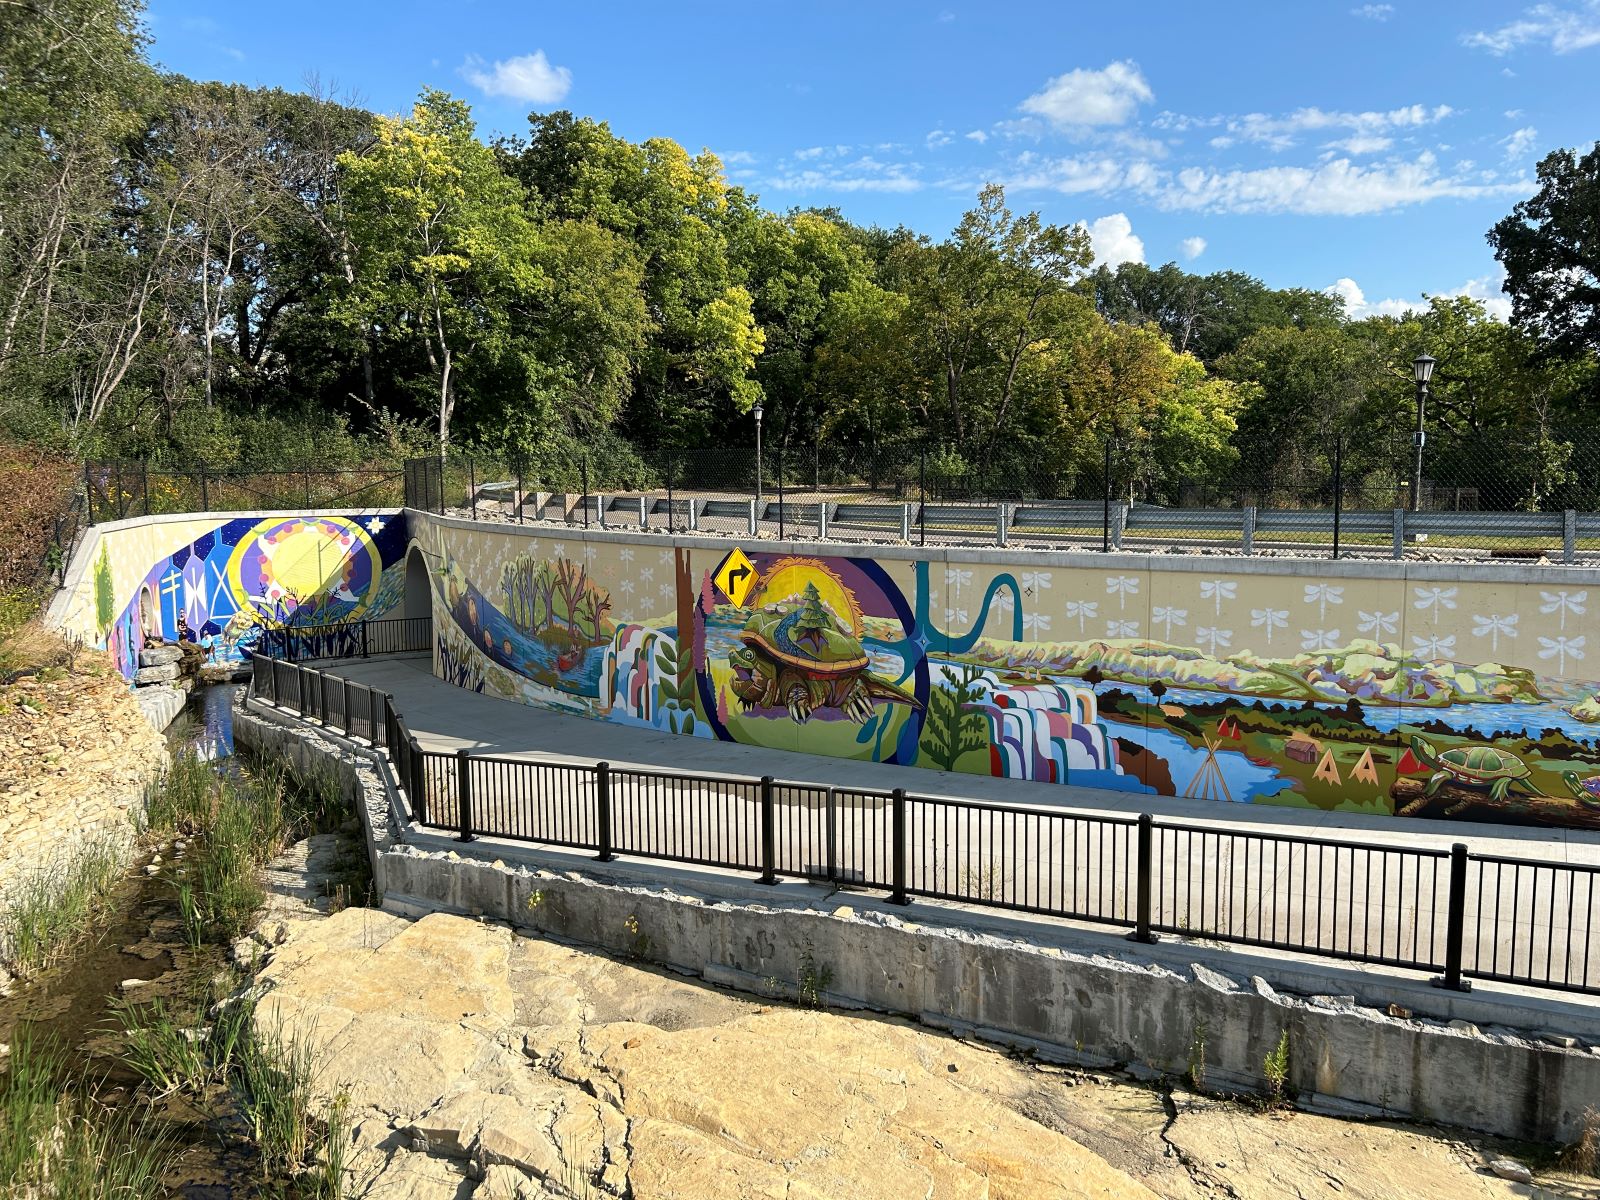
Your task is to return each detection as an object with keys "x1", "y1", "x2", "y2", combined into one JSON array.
[{"x1": 247, "y1": 906, "x2": 1587, "y2": 1199}]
